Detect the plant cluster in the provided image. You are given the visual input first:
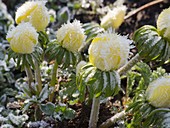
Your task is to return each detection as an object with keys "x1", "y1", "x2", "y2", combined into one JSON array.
[{"x1": 1, "y1": 0, "x2": 170, "y2": 128}]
